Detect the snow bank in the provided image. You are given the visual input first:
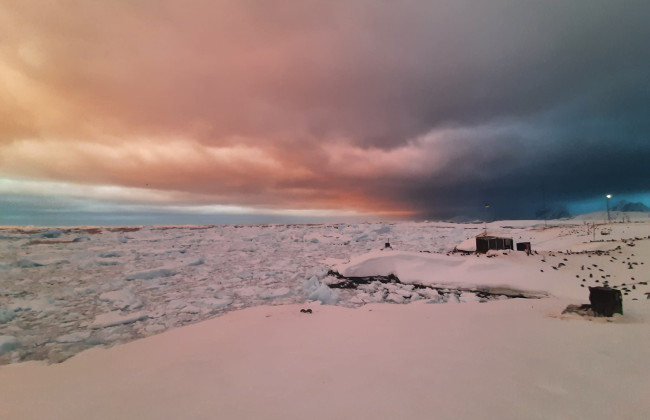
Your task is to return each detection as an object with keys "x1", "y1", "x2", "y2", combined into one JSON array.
[
  {"x1": 2, "y1": 301, "x2": 649, "y2": 420},
  {"x1": 336, "y1": 244, "x2": 647, "y2": 300}
]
